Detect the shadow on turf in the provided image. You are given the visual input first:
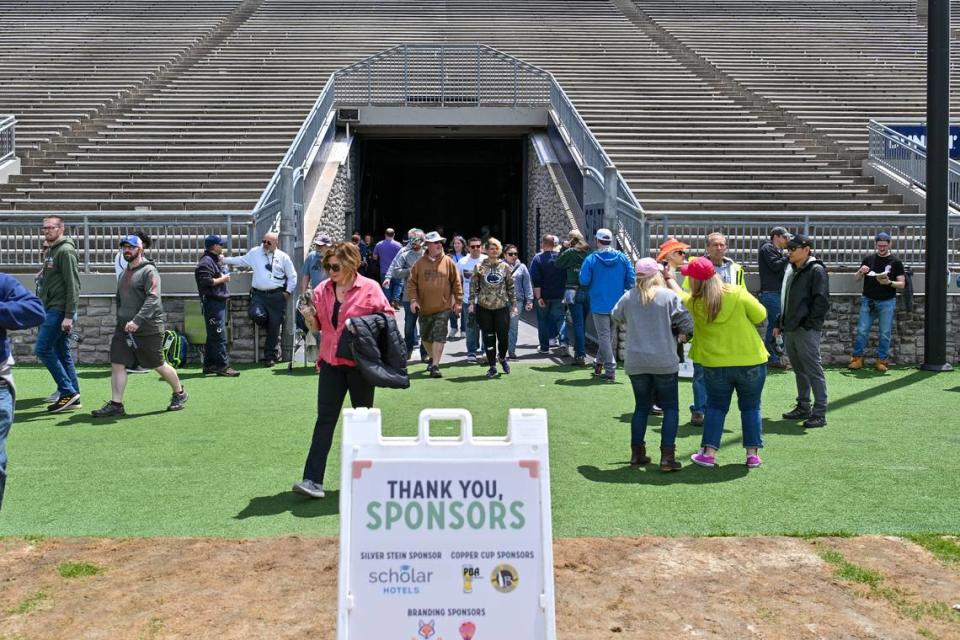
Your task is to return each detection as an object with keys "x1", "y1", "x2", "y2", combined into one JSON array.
[
  {"x1": 235, "y1": 490, "x2": 340, "y2": 519},
  {"x1": 578, "y1": 463, "x2": 748, "y2": 485}
]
